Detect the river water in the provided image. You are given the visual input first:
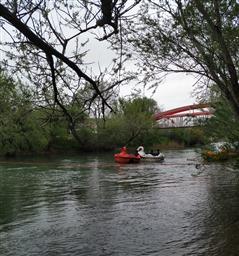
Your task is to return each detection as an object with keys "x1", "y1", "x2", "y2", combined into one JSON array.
[{"x1": 0, "y1": 149, "x2": 239, "y2": 256}]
